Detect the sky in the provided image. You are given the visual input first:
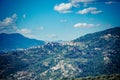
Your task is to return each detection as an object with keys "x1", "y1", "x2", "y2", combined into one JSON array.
[{"x1": 0, "y1": 0, "x2": 120, "y2": 41}]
